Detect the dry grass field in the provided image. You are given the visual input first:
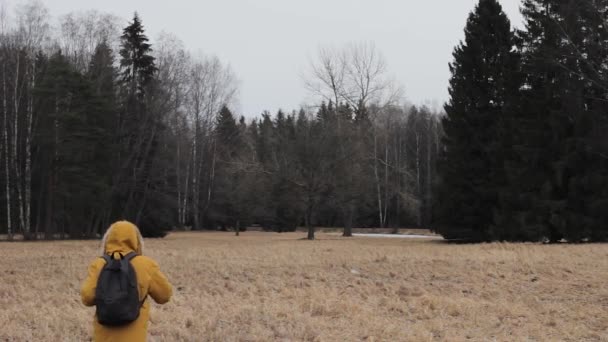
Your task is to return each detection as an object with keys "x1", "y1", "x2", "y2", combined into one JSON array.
[{"x1": 0, "y1": 232, "x2": 607, "y2": 341}]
